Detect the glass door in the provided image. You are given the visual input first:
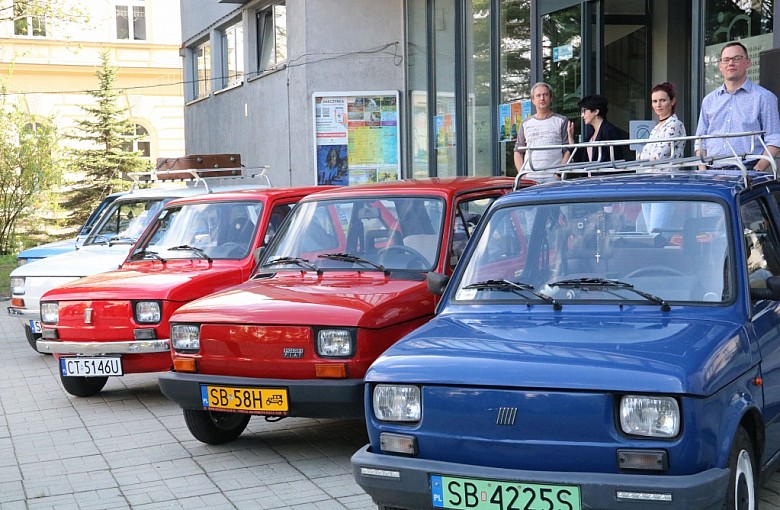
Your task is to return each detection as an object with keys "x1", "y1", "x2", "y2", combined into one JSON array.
[{"x1": 540, "y1": 1, "x2": 584, "y2": 126}]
